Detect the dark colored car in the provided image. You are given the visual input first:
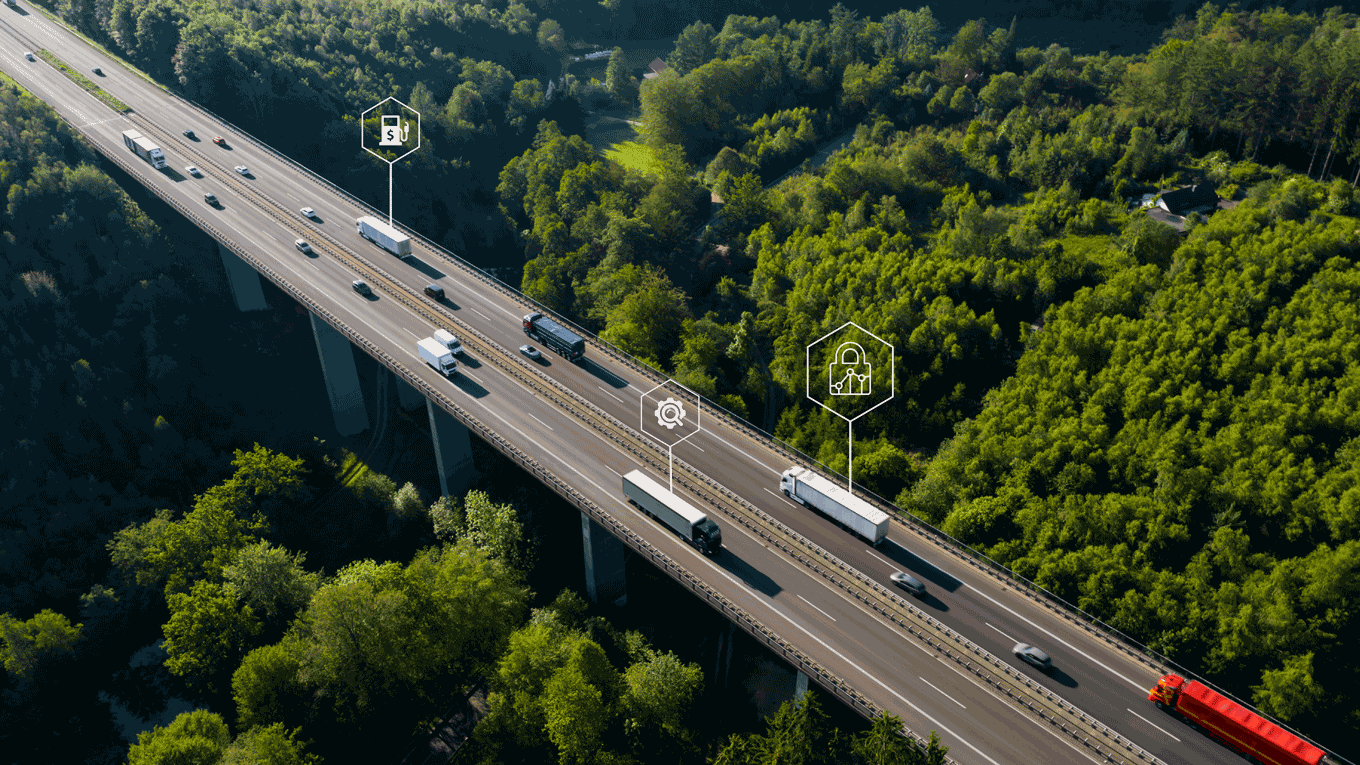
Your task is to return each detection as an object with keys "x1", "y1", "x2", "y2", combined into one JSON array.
[
  {"x1": 92, "y1": 67, "x2": 102, "y2": 75},
  {"x1": 203, "y1": 193, "x2": 218, "y2": 206},
  {"x1": 1013, "y1": 643, "x2": 1052, "y2": 671},
  {"x1": 183, "y1": 129, "x2": 195, "y2": 139},
  {"x1": 351, "y1": 280, "x2": 371, "y2": 296},
  {"x1": 889, "y1": 571, "x2": 926, "y2": 597},
  {"x1": 423, "y1": 283, "x2": 445, "y2": 300}
]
